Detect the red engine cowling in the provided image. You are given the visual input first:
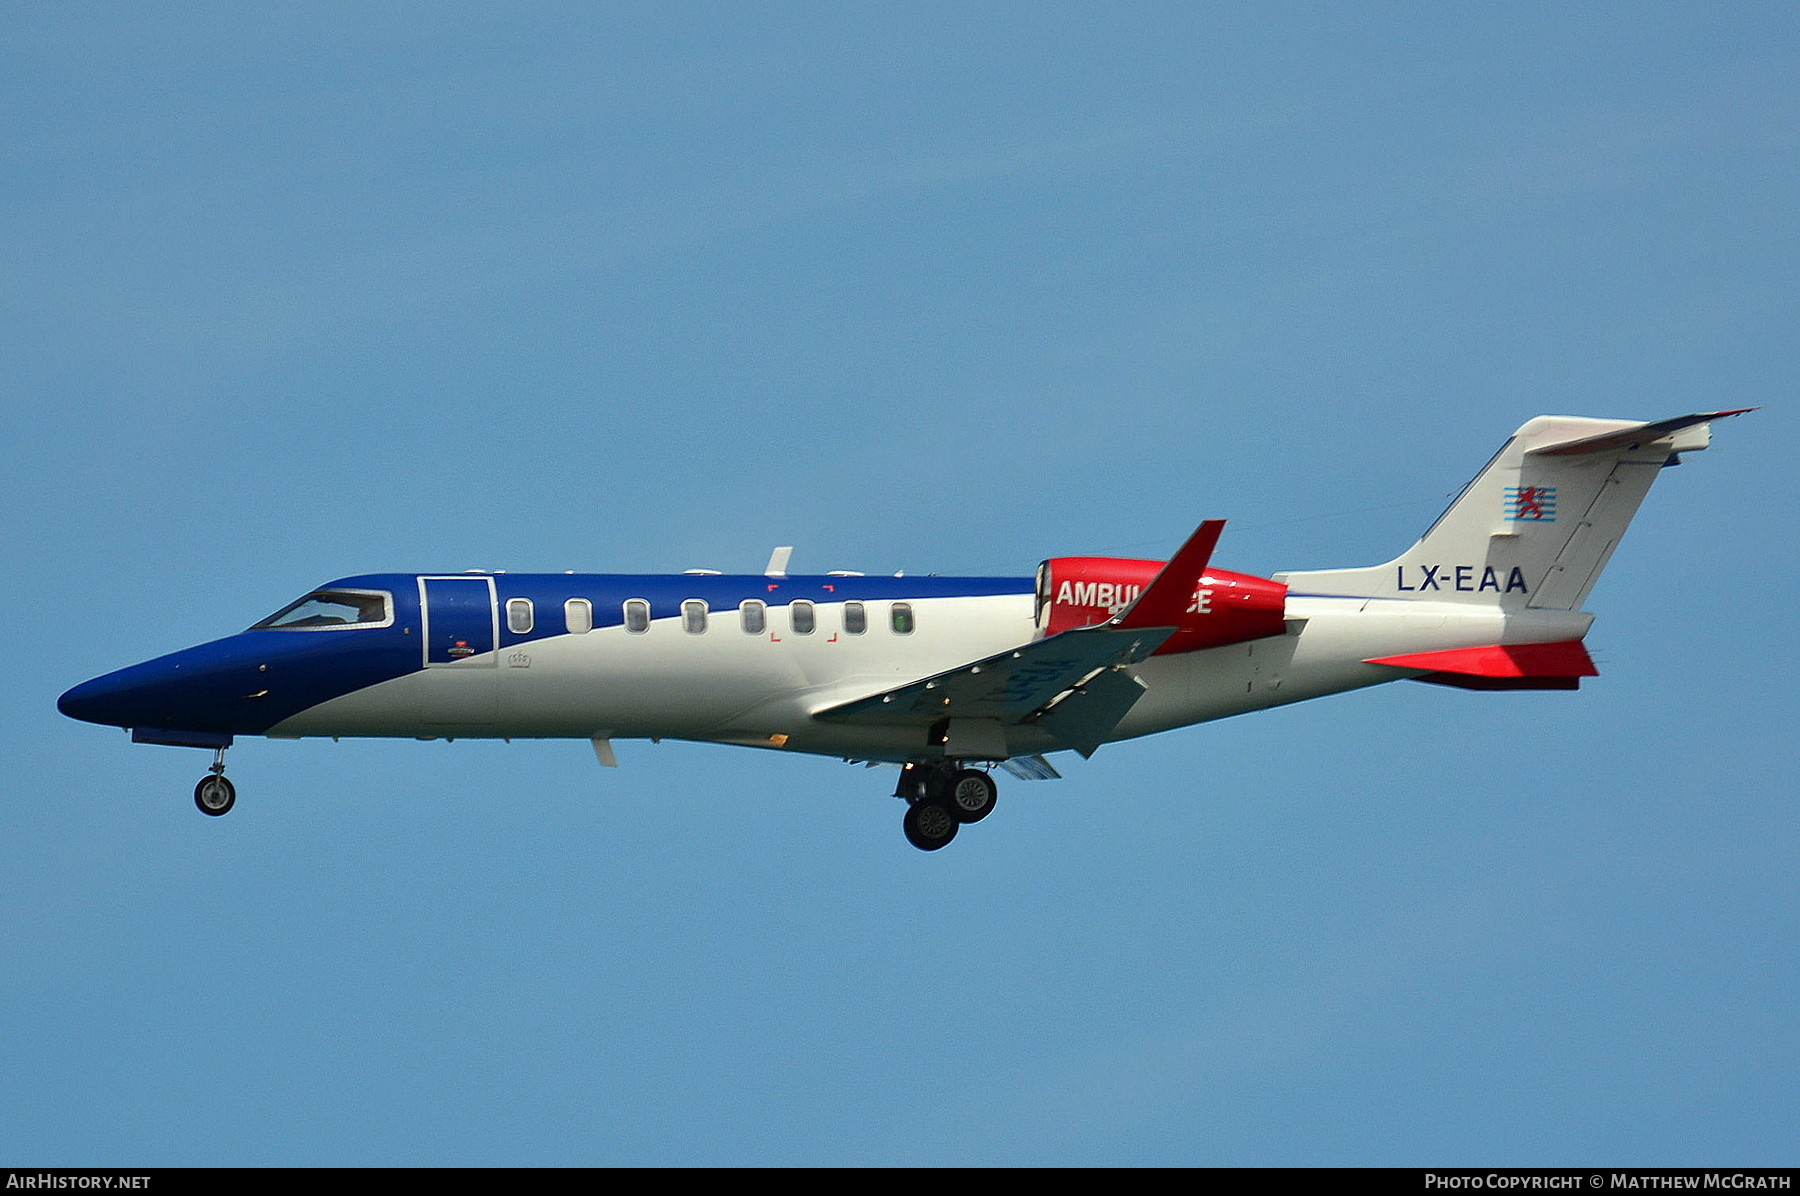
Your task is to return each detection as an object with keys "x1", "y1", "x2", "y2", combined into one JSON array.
[{"x1": 1034, "y1": 556, "x2": 1289, "y2": 654}]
